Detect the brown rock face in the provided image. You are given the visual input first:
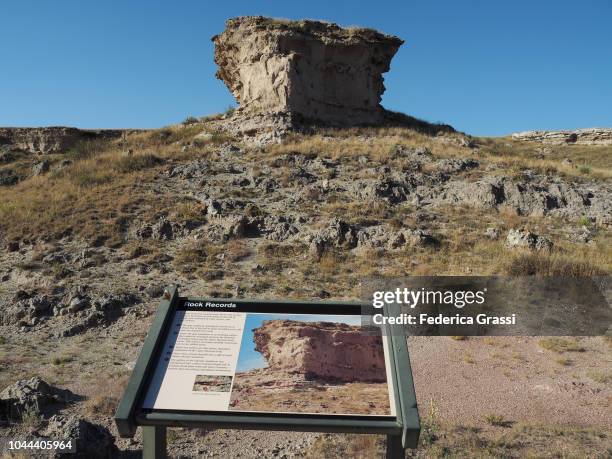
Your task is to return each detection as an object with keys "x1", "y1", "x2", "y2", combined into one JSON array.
[
  {"x1": 252, "y1": 320, "x2": 387, "y2": 382},
  {"x1": 213, "y1": 16, "x2": 403, "y2": 126}
]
